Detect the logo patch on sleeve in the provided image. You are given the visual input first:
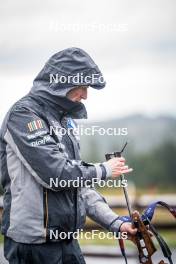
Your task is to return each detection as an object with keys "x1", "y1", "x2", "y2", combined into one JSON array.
[{"x1": 27, "y1": 119, "x2": 44, "y2": 132}]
